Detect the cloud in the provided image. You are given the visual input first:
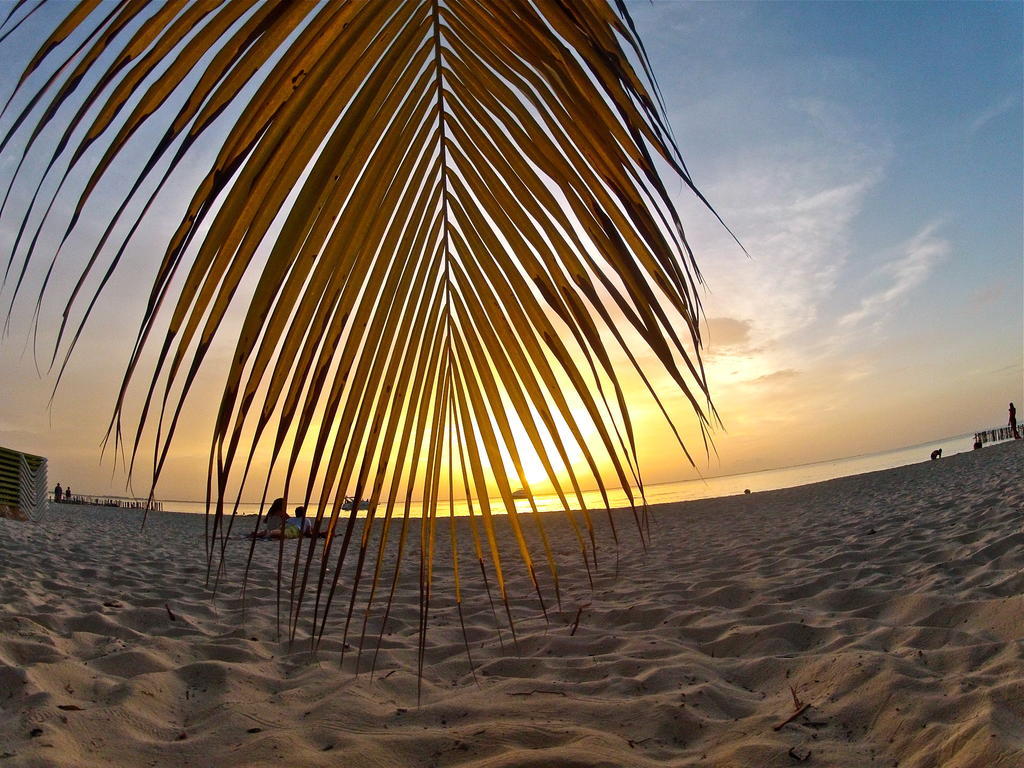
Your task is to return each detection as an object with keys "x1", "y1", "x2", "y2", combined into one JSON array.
[
  {"x1": 663, "y1": 108, "x2": 885, "y2": 399},
  {"x1": 968, "y1": 282, "x2": 1006, "y2": 305},
  {"x1": 747, "y1": 368, "x2": 799, "y2": 385},
  {"x1": 988, "y1": 362, "x2": 1023, "y2": 376},
  {"x1": 703, "y1": 316, "x2": 751, "y2": 351},
  {"x1": 689, "y1": 160, "x2": 881, "y2": 373},
  {"x1": 838, "y1": 223, "x2": 949, "y2": 329},
  {"x1": 967, "y1": 95, "x2": 1019, "y2": 137}
]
